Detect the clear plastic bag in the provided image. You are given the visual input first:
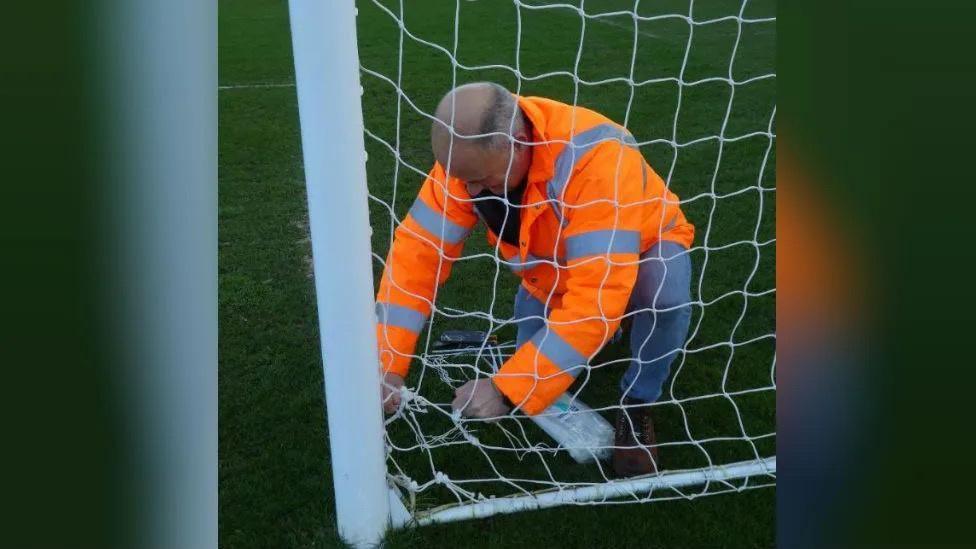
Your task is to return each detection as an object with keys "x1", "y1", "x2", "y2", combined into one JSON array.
[{"x1": 530, "y1": 393, "x2": 614, "y2": 463}]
